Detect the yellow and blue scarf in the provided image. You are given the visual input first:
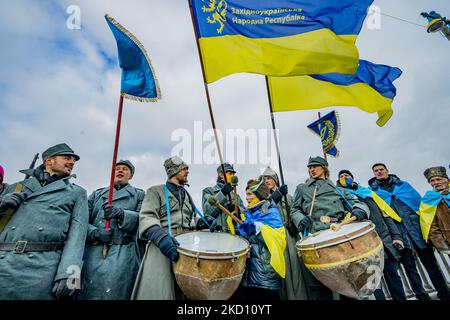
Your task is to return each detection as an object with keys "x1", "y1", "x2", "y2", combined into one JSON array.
[
  {"x1": 340, "y1": 180, "x2": 401, "y2": 222},
  {"x1": 419, "y1": 190, "x2": 450, "y2": 242}
]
